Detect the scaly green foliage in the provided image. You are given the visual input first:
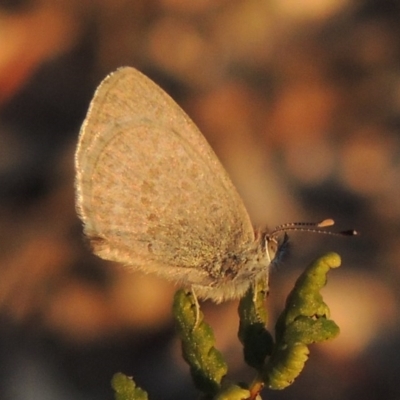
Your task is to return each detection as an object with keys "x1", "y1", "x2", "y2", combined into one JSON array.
[
  {"x1": 112, "y1": 372, "x2": 148, "y2": 400},
  {"x1": 238, "y1": 277, "x2": 274, "y2": 369},
  {"x1": 173, "y1": 290, "x2": 228, "y2": 396},
  {"x1": 112, "y1": 252, "x2": 342, "y2": 399},
  {"x1": 263, "y1": 252, "x2": 341, "y2": 390}
]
